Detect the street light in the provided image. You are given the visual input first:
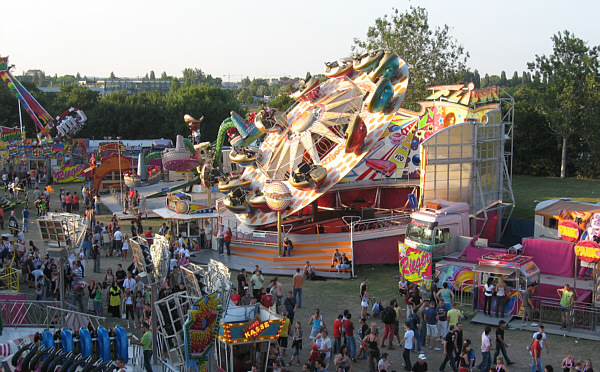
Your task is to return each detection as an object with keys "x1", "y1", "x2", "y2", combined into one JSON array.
[{"x1": 117, "y1": 136, "x2": 123, "y2": 206}]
